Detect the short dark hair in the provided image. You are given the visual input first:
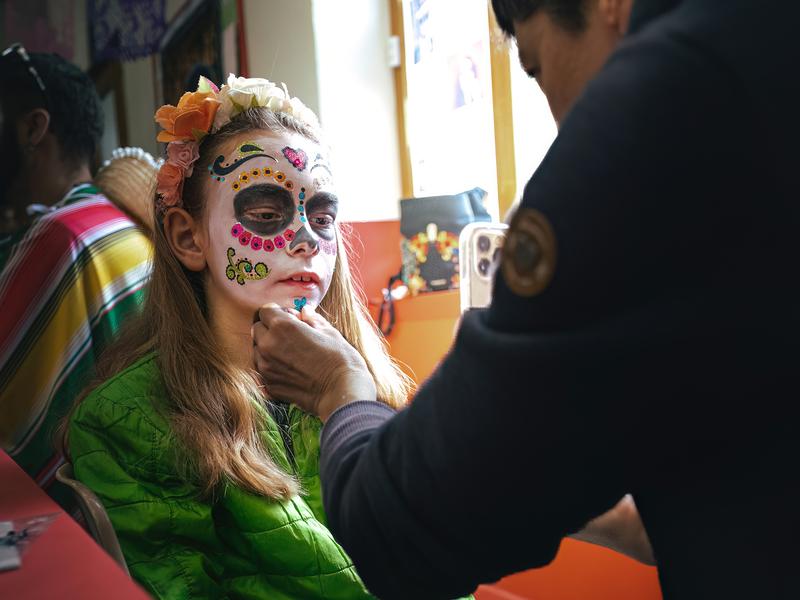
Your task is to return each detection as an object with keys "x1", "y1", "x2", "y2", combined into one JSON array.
[
  {"x1": 492, "y1": 0, "x2": 588, "y2": 36},
  {"x1": 0, "y1": 52, "x2": 103, "y2": 166}
]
